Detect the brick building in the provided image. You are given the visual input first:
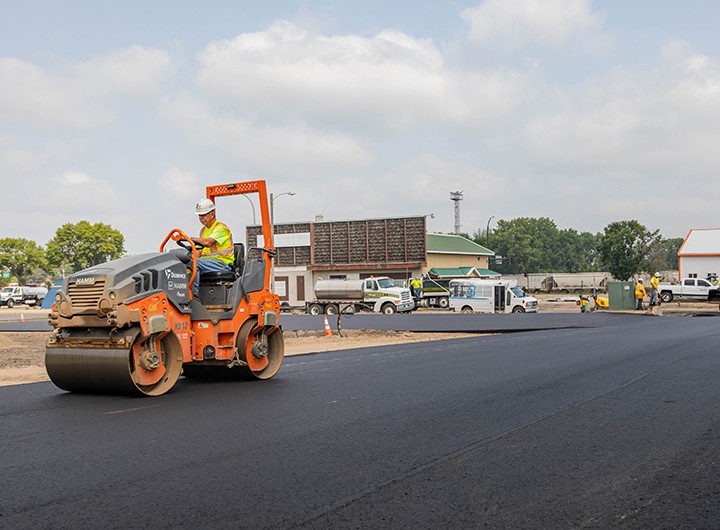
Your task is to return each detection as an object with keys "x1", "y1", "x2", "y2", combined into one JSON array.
[{"x1": 247, "y1": 216, "x2": 428, "y2": 306}]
